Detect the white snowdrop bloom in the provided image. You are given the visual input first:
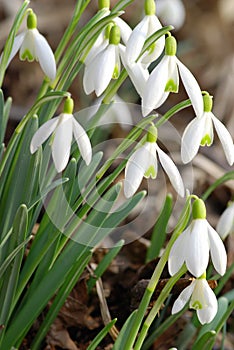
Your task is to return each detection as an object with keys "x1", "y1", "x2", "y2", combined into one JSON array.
[
  {"x1": 119, "y1": 45, "x2": 149, "y2": 97},
  {"x1": 142, "y1": 35, "x2": 203, "y2": 117},
  {"x1": 216, "y1": 201, "x2": 234, "y2": 240},
  {"x1": 168, "y1": 199, "x2": 227, "y2": 278},
  {"x1": 181, "y1": 93, "x2": 234, "y2": 165},
  {"x1": 172, "y1": 277, "x2": 218, "y2": 325},
  {"x1": 156, "y1": 0, "x2": 186, "y2": 30},
  {"x1": 1, "y1": 9, "x2": 56, "y2": 81},
  {"x1": 125, "y1": 0, "x2": 165, "y2": 66},
  {"x1": 83, "y1": 25, "x2": 122, "y2": 97},
  {"x1": 30, "y1": 97, "x2": 92, "y2": 173},
  {"x1": 88, "y1": 94, "x2": 133, "y2": 130},
  {"x1": 124, "y1": 125, "x2": 184, "y2": 198}
]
